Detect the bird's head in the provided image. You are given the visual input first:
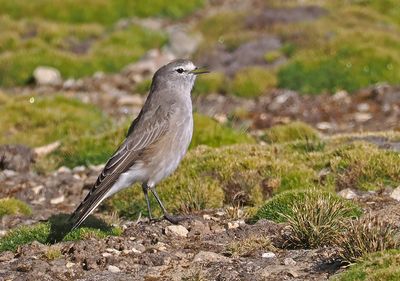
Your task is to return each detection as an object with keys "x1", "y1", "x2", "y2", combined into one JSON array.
[{"x1": 151, "y1": 59, "x2": 209, "y2": 94}]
